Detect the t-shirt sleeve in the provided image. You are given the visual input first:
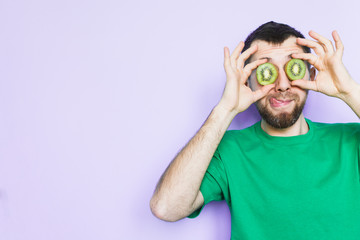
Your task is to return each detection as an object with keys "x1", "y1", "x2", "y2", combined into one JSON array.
[{"x1": 188, "y1": 149, "x2": 228, "y2": 218}]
